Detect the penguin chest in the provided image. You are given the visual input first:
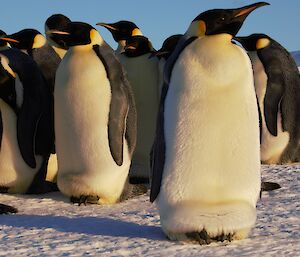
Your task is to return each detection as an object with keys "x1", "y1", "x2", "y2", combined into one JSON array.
[
  {"x1": 249, "y1": 52, "x2": 289, "y2": 162},
  {"x1": 0, "y1": 100, "x2": 41, "y2": 193},
  {"x1": 162, "y1": 37, "x2": 260, "y2": 204},
  {"x1": 55, "y1": 49, "x2": 113, "y2": 170}
]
